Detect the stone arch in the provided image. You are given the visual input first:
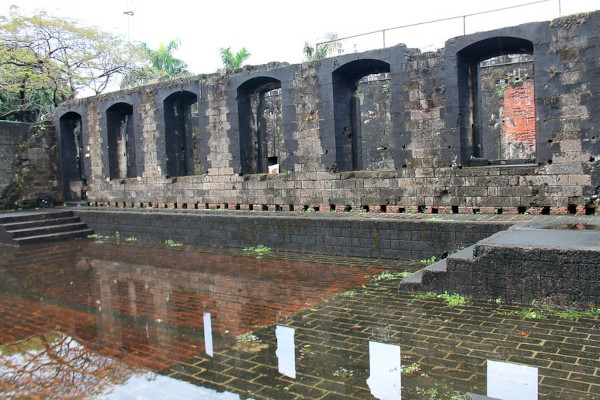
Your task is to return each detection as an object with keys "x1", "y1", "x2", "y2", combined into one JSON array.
[
  {"x1": 106, "y1": 102, "x2": 137, "y2": 179},
  {"x1": 163, "y1": 90, "x2": 198, "y2": 177},
  {"x1": 59, "y1": 111, "x2": 86, "y2": 200},
  {"x1": 237, "y1": 77, "x2": 283, "y2": 175},
  {"x1": 332, "y1": 59, "x2": 392, "y2": 172},
  {"x1": 457, "y1": 36, "x2": 535, "y2": 165}
]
